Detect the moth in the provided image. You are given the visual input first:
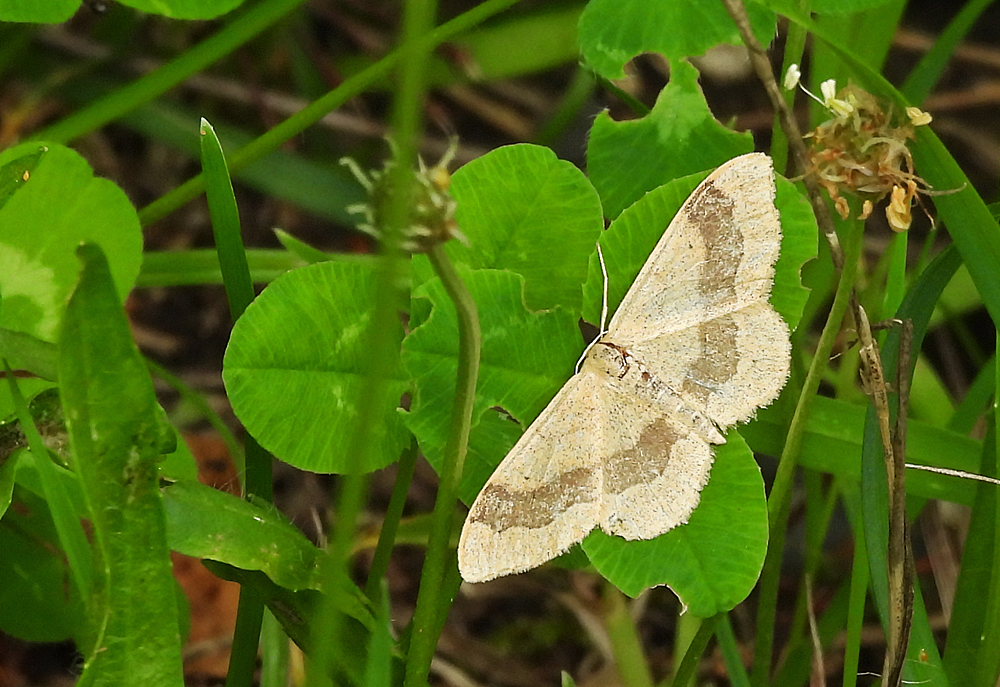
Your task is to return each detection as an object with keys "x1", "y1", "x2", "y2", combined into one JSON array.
[{"x1": 458, "y1": 153, "x2": 791, "y2": 583}]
